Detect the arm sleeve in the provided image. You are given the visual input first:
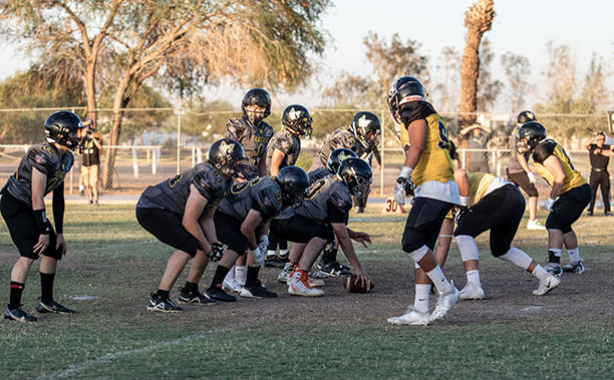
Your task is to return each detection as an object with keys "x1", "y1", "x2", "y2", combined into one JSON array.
[
  {"x1": 52, "y1": 182, "x2": 65, "y2": 234},
  {"x1": 532, "y1": 142, "x2": 555, "y2": 165}
]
